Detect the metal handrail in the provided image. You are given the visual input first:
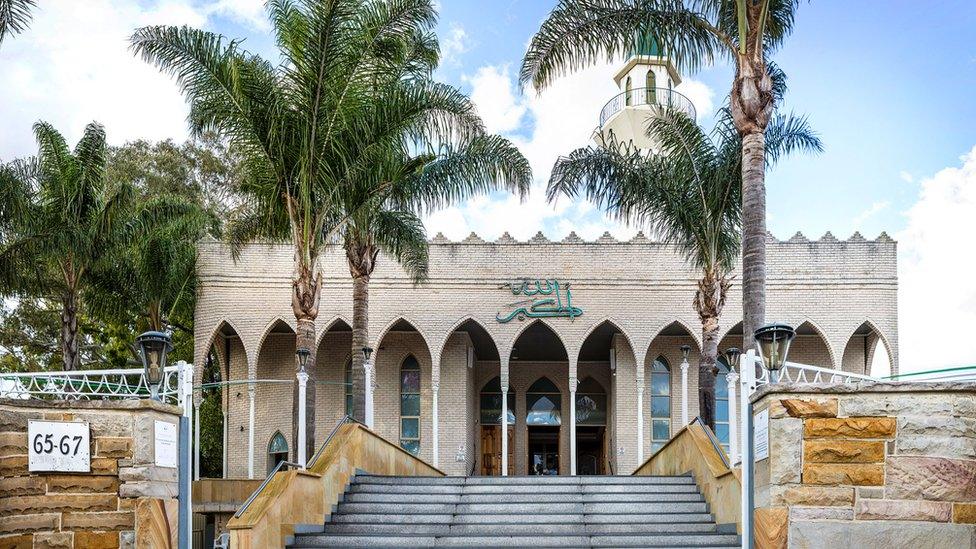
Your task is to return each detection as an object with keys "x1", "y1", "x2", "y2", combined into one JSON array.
[
  {"x1": 598, "y1": 86, "x2": 696, "y2": 127},
  {"x1": 693, "y1": 417, "x2": 731, "y2": 469},
  {"x1": 234, "y1": 414, "x2": 357, "y2": 519}
]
